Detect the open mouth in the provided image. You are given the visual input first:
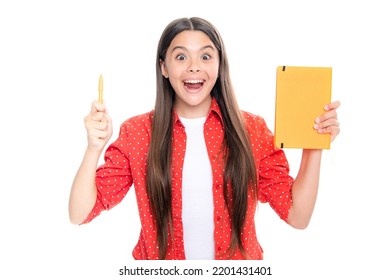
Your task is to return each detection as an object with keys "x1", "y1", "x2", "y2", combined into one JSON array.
[{"x1": 184, "y1": 79, "x2": 204, "y2": 90}]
